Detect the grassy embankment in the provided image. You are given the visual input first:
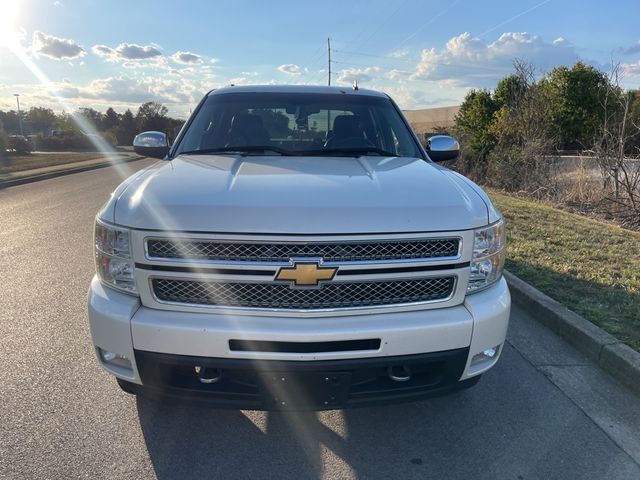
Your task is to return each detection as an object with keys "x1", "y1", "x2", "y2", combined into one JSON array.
[{"x1": 489, "y1": 190, "x2": 640, "y2": 351}]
